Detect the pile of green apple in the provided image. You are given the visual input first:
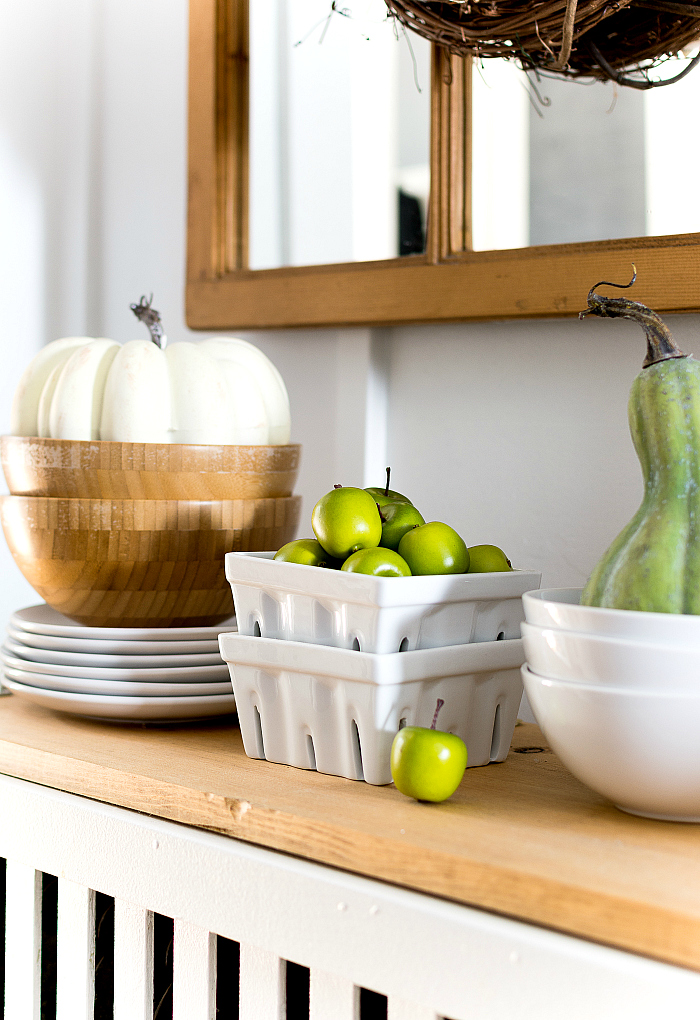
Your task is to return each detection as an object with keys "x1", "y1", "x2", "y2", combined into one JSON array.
[{"x1": 275, "y1": 473, "x2": 513, "y2": 577}]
